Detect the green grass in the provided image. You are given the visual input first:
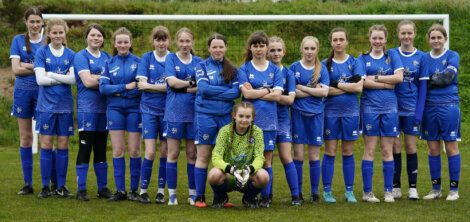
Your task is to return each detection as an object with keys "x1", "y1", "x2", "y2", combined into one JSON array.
[{"x1": 0, "y1": 142, "x2": 469, "y2": 222}]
